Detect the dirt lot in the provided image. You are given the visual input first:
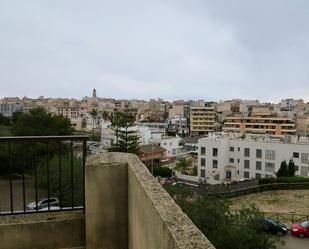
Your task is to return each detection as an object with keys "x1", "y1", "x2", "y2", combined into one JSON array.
[{"x1": 231, "y1": 190, "x2": 309, "y2": 215}]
